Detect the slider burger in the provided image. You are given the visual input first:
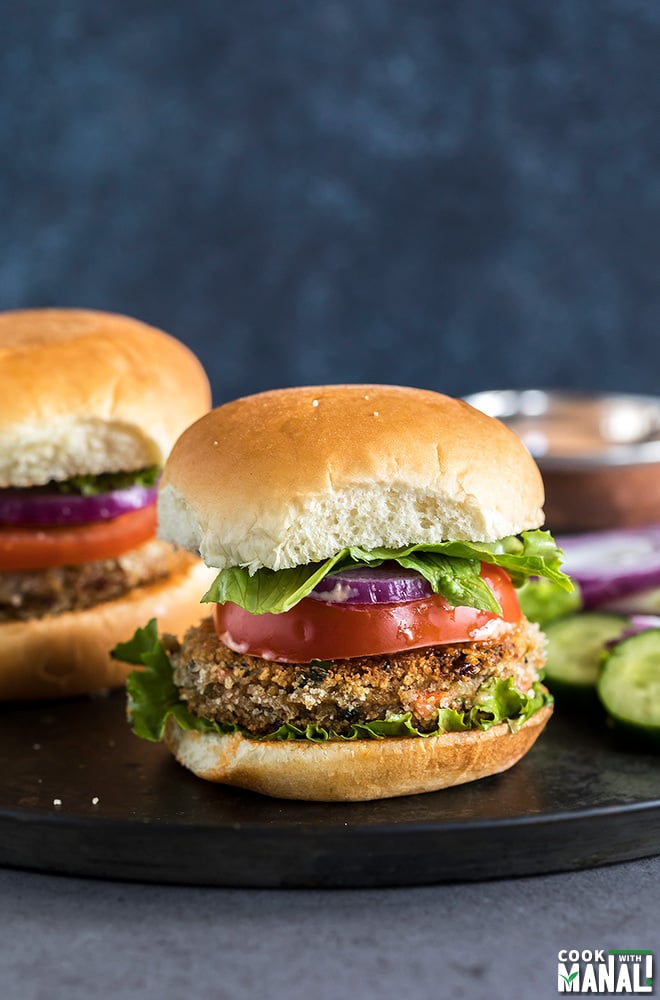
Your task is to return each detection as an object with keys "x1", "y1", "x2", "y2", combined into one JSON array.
[
  {"x1": 116, "y1": 385, "x2": 571, "y2": 801},
  {"x1": 0, "y1": 308, "x2": 211, "y2": 699}
]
